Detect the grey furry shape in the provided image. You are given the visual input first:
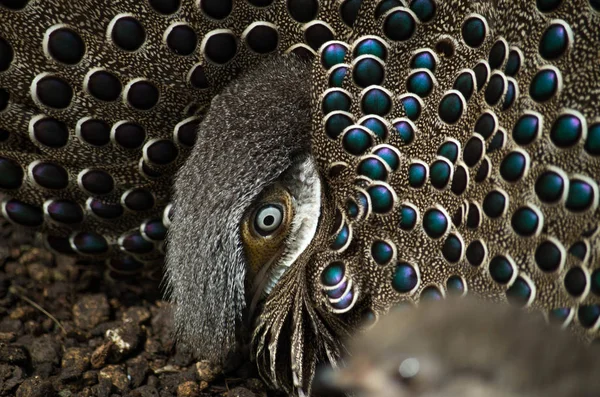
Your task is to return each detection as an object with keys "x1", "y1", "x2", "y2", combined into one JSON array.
[{"x1": 165, "y1": 56, "x2": 312, "y2": 364}]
